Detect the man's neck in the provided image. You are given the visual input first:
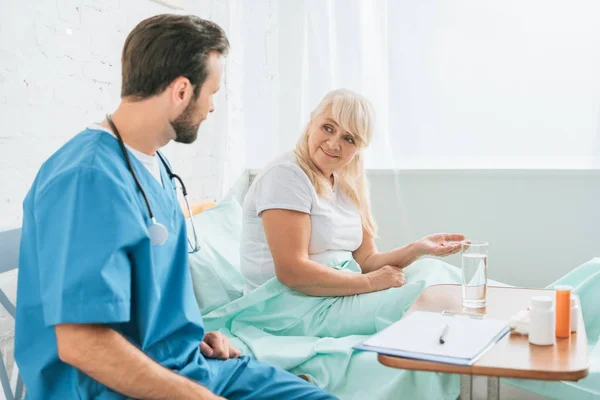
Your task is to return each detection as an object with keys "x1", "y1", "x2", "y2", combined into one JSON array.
[{"x1": 100, "y1": 101, "x2": 173, "y2": 156}]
